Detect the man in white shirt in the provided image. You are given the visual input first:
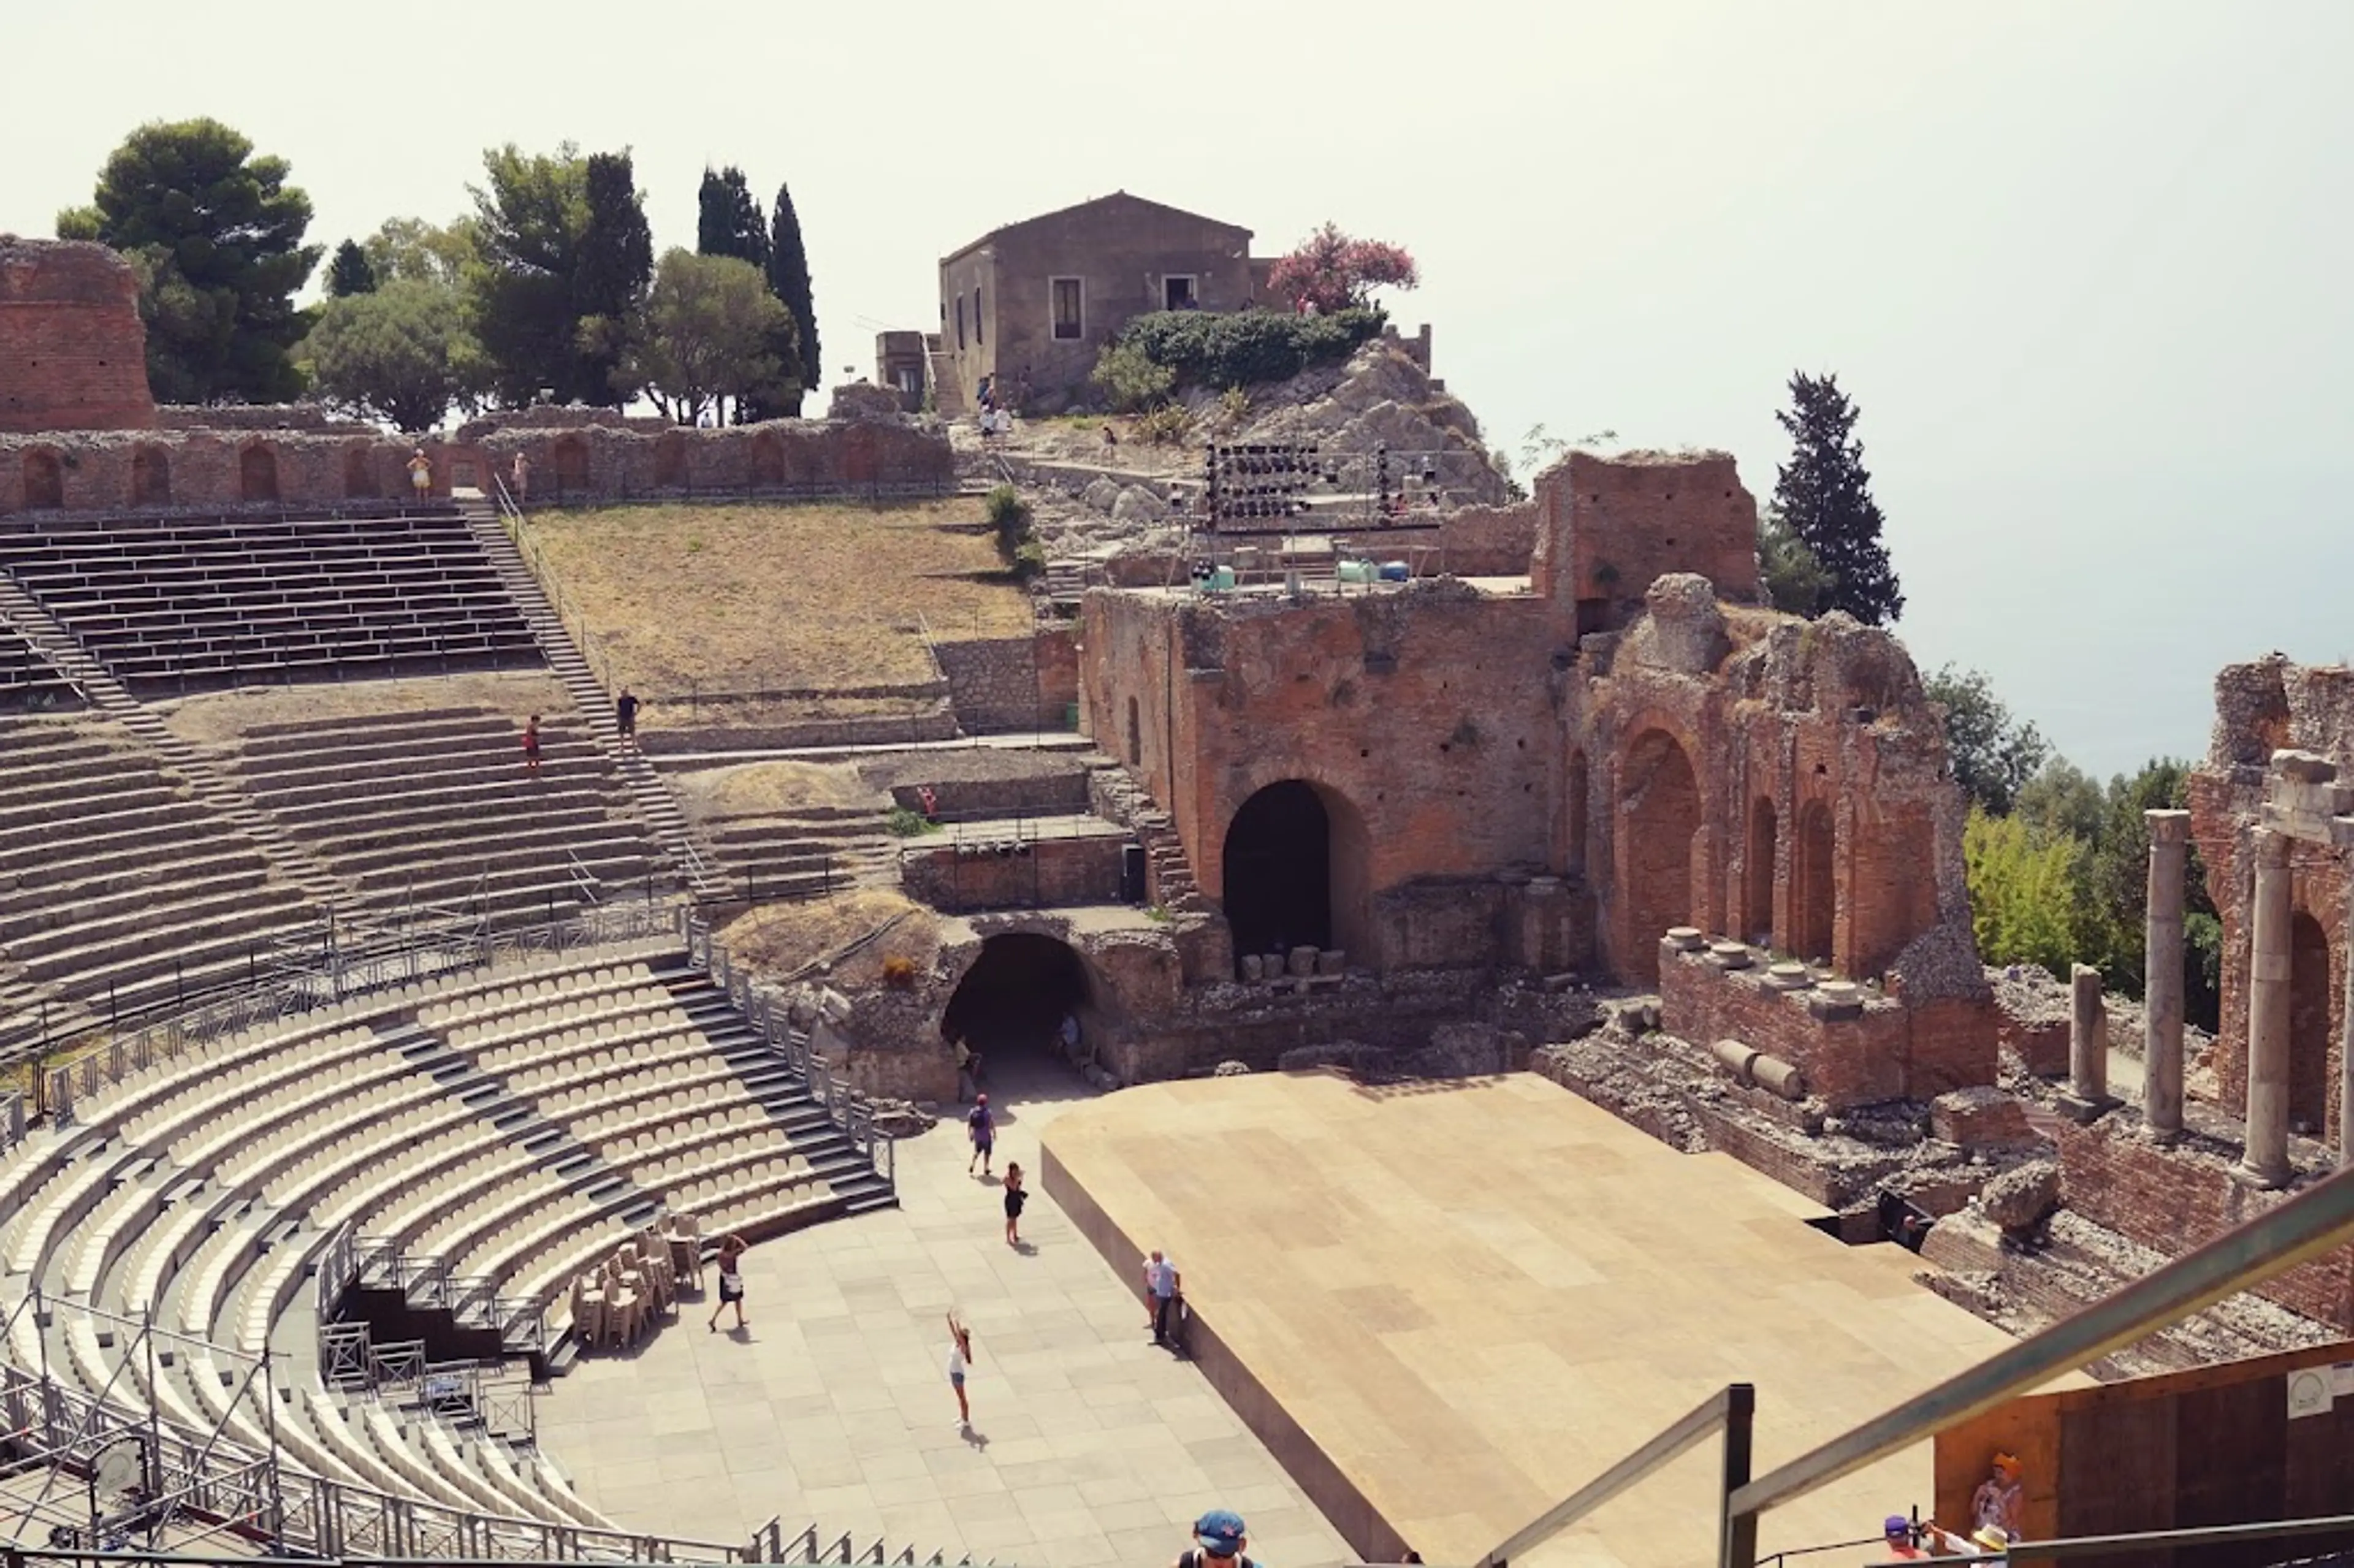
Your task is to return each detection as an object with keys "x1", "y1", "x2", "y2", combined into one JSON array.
[{"x1": 1142, "y1": 1249, "x2": 1181, "y2": 1345}]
